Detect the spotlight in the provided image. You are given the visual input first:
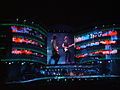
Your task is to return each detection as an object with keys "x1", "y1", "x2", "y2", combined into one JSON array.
[
  {"x1": 24, "y1": 20, "x2": 26, "y2": 22},
  {"x1": 65, "y1": 79, "x2": 67, "y2": 81},
  {"x1": 102, "y1": 25, "x2": 105, "y2": 27},
  {"x1": 16, "y1": 18, "x2": 19, "y2": 21},
  {"x1": 108, "y1": 61, "x2": 111, "y2": 63},
  {"x1": 95, "y1": 26, "x2": 97, "y2": 29},
  {"x1": 30, "y1": 63, "x2": 33, "y2": 65},
  {"x1": 53, "y1": 72, "x2": 56, "y2": 75},
  {"x1": 97, "y1": 61, "x2": 100, "y2": 63},
  {"x1": 100, "y1": 61, "x2": 102, "y2": 63},
  {"x1": 21, "y1": 62, "x2": 24, "y2": 65},
  {"x1": 9, "y1": 62, "x2": 11, "y2": 65},
  {"x1": 32, "y1": 22, "x2": 34, "y2": 24}
]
